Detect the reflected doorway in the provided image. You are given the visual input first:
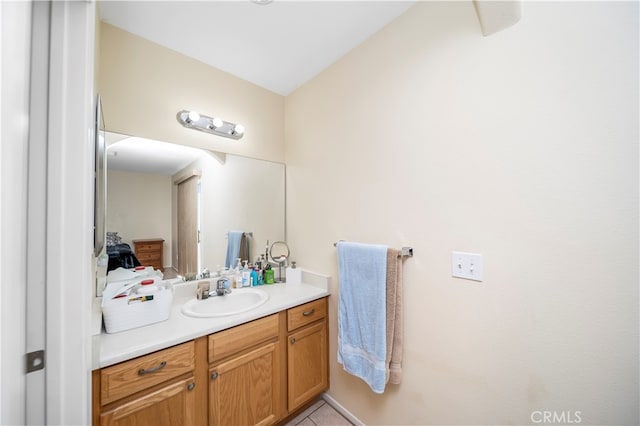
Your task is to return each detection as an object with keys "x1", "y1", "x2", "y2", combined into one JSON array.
[{"x1": 177, "y1": 175, "x2": 200, "y2": 277}]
